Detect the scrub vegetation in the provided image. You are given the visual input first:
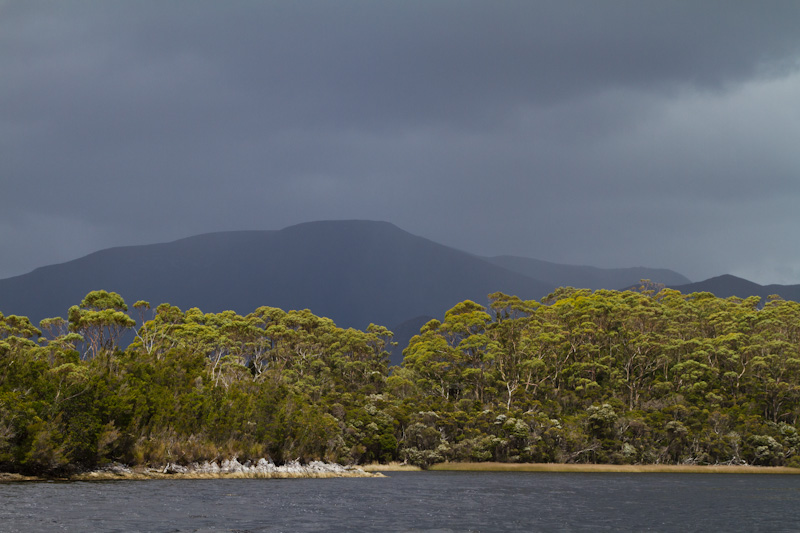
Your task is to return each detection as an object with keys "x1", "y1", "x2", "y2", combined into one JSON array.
[{"x1": 3, "y1": 284, "x2": 800, "y2": 476}]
